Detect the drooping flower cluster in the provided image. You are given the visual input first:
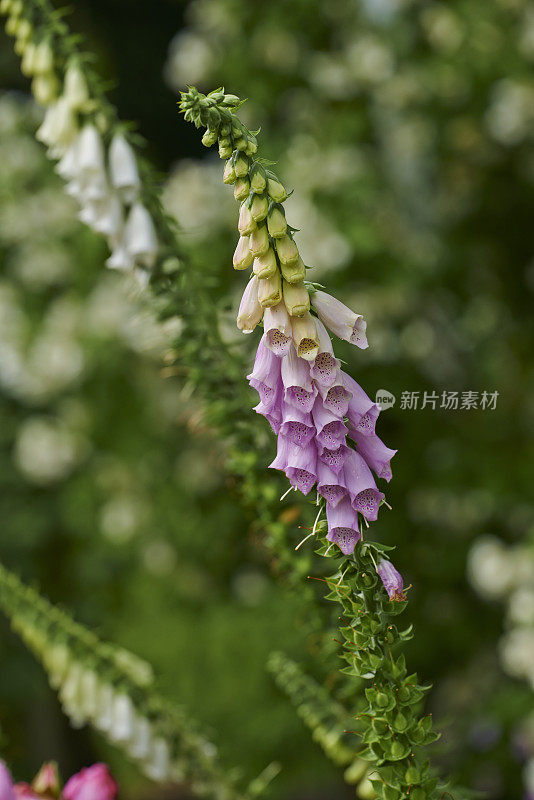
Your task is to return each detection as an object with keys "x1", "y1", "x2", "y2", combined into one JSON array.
[
  {"x1": 1, "y1": 0, "x2": 158, "y2": 281},
  {"x1": 179, "y1": 88, "x2": 401, "y2": 596},
  {"x1": 0, "y1": 760, "x2": 117, "y2": 800}
]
